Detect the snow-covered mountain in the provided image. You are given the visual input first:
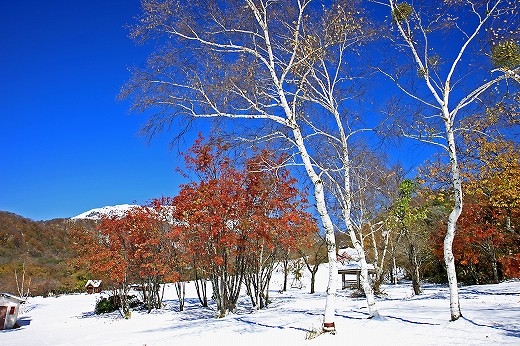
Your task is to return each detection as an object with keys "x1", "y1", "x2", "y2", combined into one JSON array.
[{"x1": 71, "y1": 204, "x2": 138, "y2": 220}]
